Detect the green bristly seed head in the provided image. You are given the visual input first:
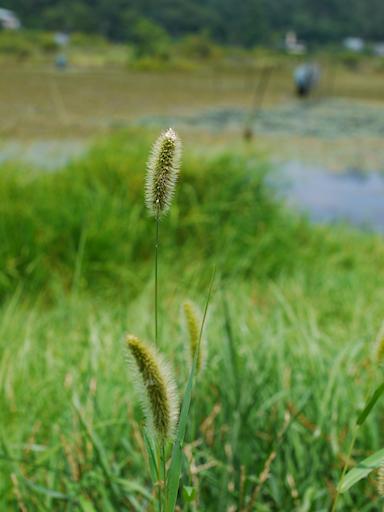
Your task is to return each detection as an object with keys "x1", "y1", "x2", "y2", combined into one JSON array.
[
  {"x1": 183, "y1": 301, "x2": 204, "y2": 372},
  {"x1": 145, "y1": 128, "x2": 181, "y2": 217},
  {"x1": 125, "y1": 335, "x2": 179, "y2": 439}
]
